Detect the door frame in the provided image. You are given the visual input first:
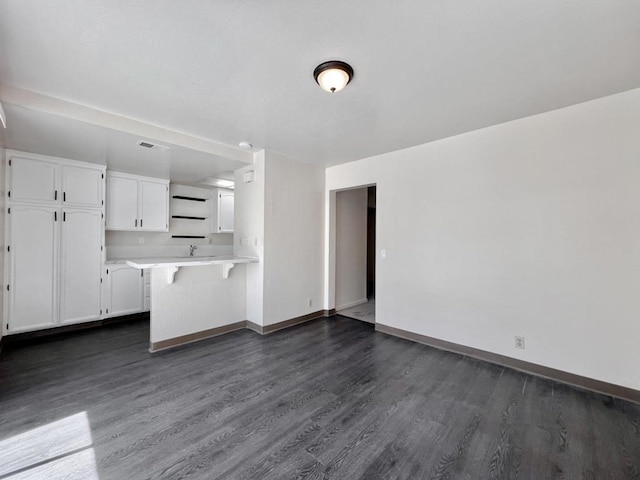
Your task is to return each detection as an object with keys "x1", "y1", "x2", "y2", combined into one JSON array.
[{"x1": 325, "y1": 183, "x2": 377, "y2": 321}]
